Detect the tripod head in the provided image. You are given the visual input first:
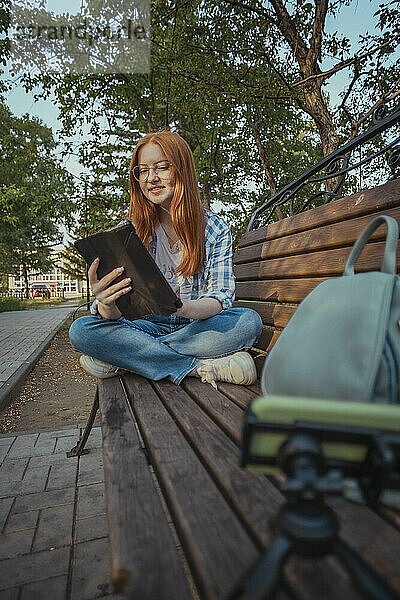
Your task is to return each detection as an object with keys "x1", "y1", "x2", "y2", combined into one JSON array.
[{"x1": 242, "y1": 395, "x2": 400, "y2": 509}]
